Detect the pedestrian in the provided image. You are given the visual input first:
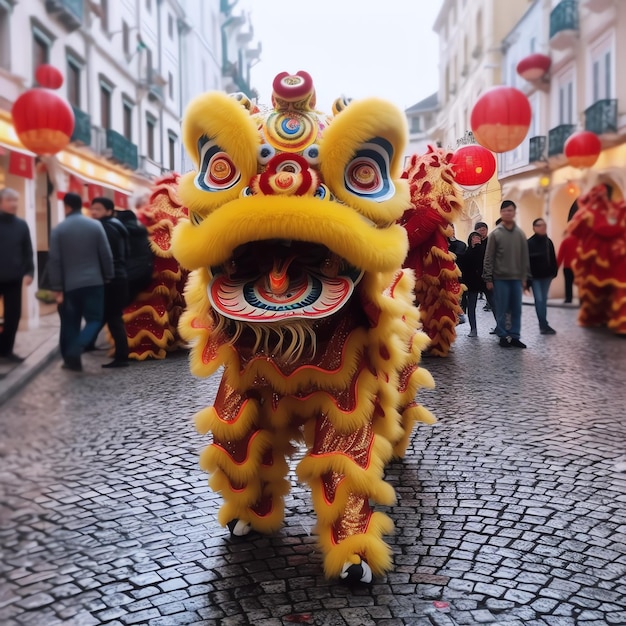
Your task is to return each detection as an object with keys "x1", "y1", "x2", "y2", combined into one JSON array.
[
  {"x1": 474, "y1": 221, "x2": 497, "y2": 328},
  {"x1": 89, "y1": 197, "x2": 130, "y2": 368},
  {"x1": 448, "y1": 224, "x2": 468, "y2": 324},
  {"x1": 0, "y1": 188, "x2": 34, "y2": 362},
  {"x1": 115, "y1": 207, "x2": 153, "y2": 305},
  {"x1": 482, "y1": 200, "x2": 531, "y2": 349},
  {"x1": 557, "y1": 231, "x2": 578, "y2": 304},
  {"x1": 48, "y1": 192, "x2": 114, "y2": 371},
  {"x1": 457, "y1": 231, "x2": 486, "y2": 337},
  {"x1": 528, "y1": 218, "x2": 558, "y2": 335}
]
